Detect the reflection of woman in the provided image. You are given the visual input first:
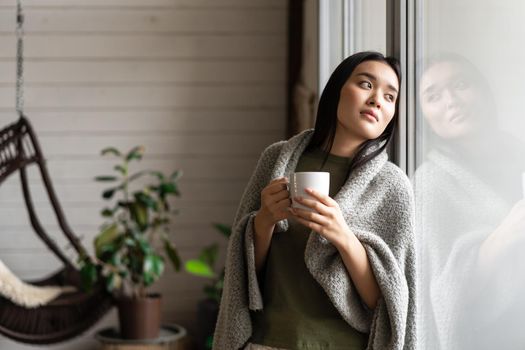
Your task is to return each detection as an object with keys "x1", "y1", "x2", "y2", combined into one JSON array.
[
  {"x1": 213, "y1": 52, "x2": 416, "y2": 350},
  {"x1": 414, "y1": 54, "x2": 525, "y2": 349}
]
